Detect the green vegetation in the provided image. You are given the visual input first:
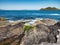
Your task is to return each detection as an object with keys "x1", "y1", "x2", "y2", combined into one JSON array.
[{"x1": 24, "y1": 25, "x2": 34, "y2": 32}]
